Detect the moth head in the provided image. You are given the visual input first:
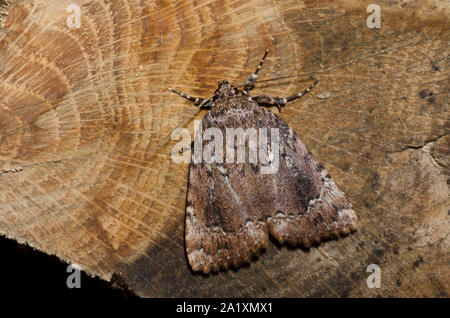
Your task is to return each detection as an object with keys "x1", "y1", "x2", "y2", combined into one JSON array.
[{"x1": 215, "y1": 80, "x2": 240, "y2": 97}]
